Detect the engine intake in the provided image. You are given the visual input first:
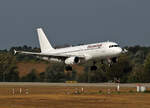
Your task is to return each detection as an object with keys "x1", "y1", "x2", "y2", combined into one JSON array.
[{"x1": 65, "y1": 57, "x2": 80, "y2": 65}]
